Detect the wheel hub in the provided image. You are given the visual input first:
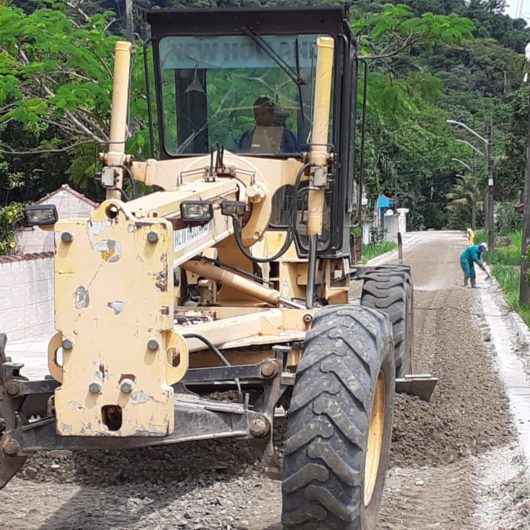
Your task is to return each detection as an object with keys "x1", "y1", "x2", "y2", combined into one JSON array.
[{"x1": 364, "y1": 373, "x2": 385, "y2": 506}]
